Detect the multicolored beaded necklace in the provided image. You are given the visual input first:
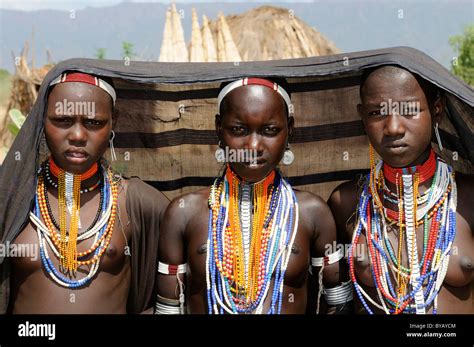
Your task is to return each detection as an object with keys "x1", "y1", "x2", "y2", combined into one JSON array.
[
  {"x1": 29, "y1": 158, "x2": 118, "y2": 288},
  {"x1": 349, "y1": 147, "x2": 457, "y2": 314},
  {"x1": 206, "y1": 165, "x2": 299, "y2": 314}
]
